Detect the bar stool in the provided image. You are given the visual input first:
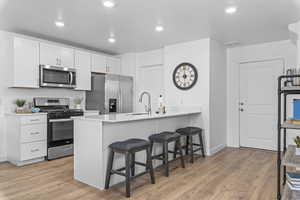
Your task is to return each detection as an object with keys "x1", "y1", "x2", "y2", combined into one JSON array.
[
  {"x1": 104, "y1": 138, "x2": 155, "y2": 198},
  {"x1": 175, "y1": 127, "x2": 205, "y2": 163},
  {"x1": 149, "y1": 132, "x2": 185, "y2": 177}
]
